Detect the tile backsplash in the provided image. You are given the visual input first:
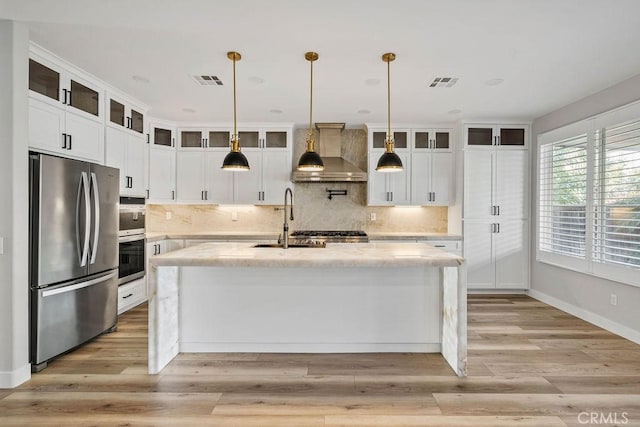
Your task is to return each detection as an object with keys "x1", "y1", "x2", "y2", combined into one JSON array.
[{"x1": 147, "y1": 126, "x2": 448, "y2": 234}]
